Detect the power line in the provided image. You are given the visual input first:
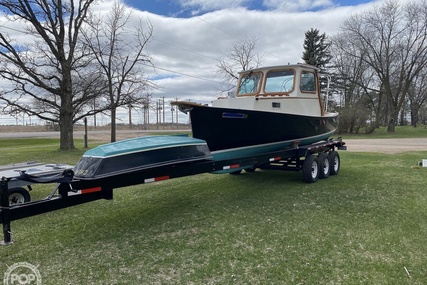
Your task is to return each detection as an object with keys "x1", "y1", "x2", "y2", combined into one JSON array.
[
  {"x1": 0, "y1": 23, "x2": 28, "y2": 34},
  {"x1": 152, "y1": 36, "x2": 218, "y2": 61},
  {"x1": 142, "y1": 63, "x2": 222, "y2": 84}
]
